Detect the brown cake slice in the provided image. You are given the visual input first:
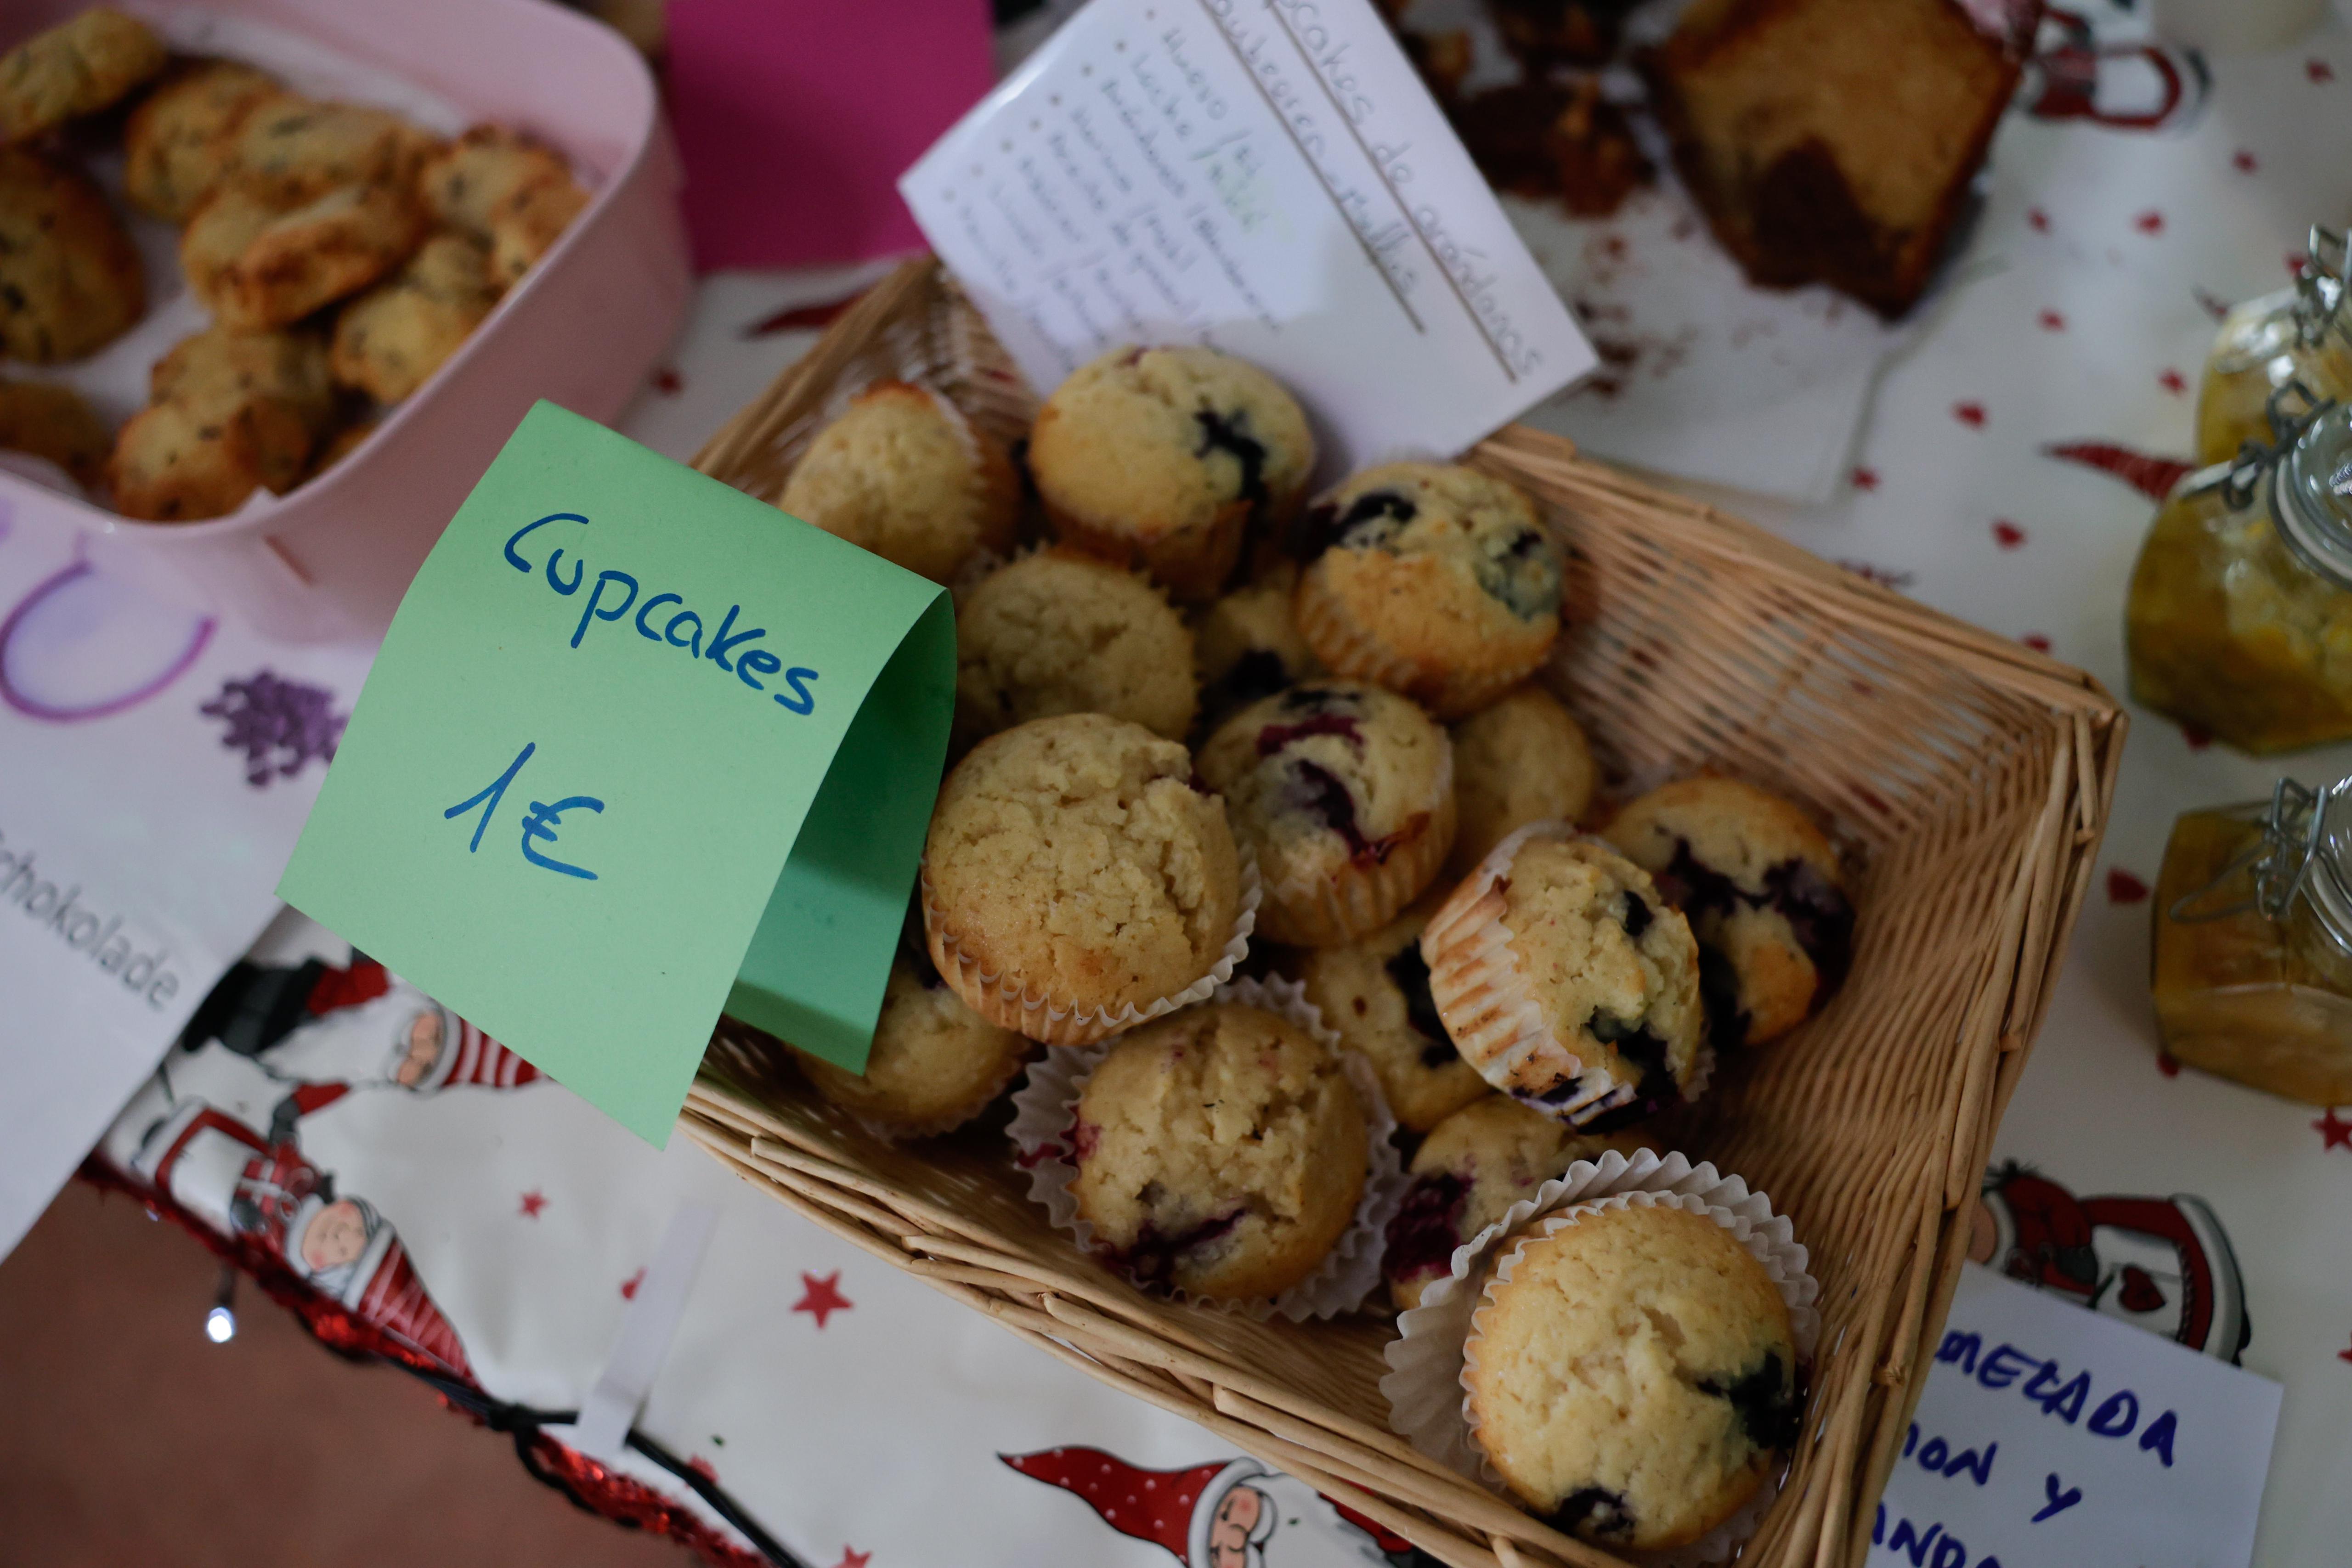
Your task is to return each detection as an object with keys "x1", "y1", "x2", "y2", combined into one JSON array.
[{"x1": 1642, "y1": 0, "x2": 2041, "y2": 317}]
